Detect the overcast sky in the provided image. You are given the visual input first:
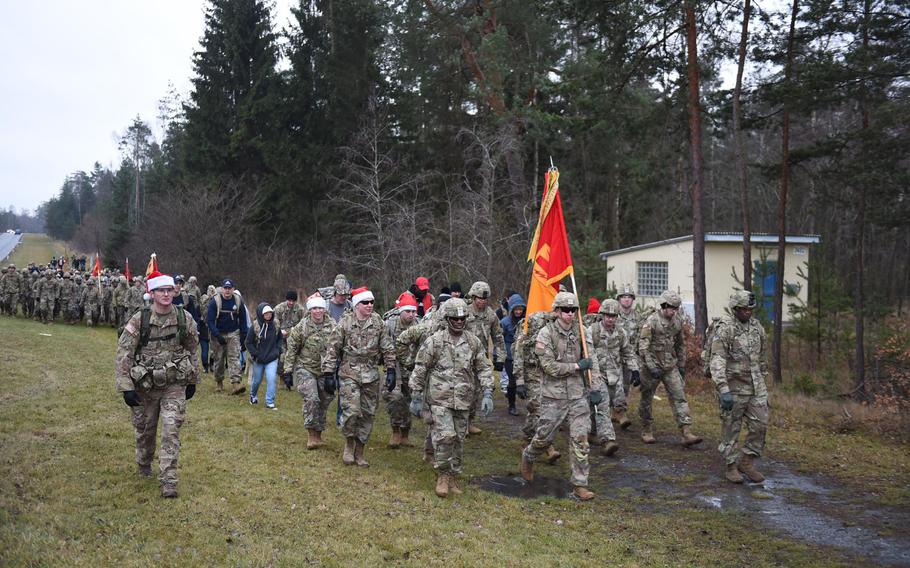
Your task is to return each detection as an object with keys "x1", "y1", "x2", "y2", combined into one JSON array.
[{"x1": 0, "y1": 1, "x2": 294, "y2": 214}]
